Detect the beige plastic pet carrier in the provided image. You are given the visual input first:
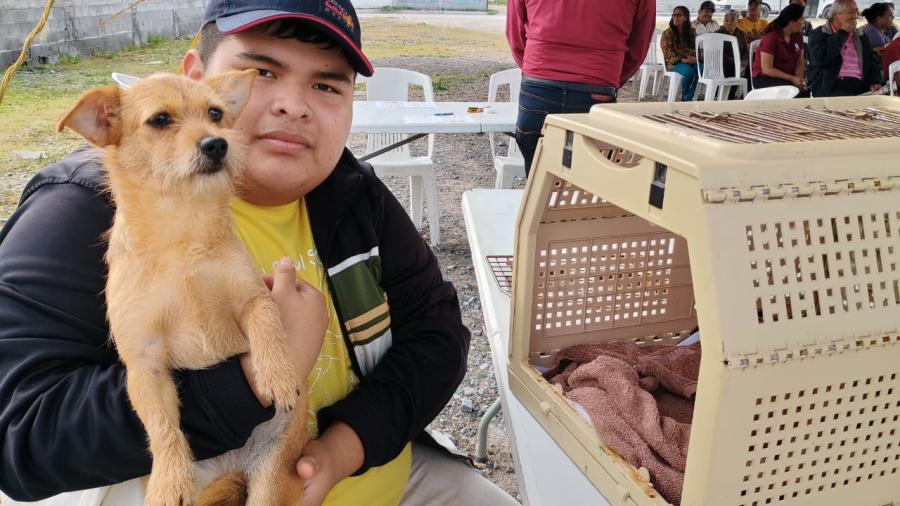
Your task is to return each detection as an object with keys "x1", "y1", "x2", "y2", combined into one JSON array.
[{"x1": 507, "y1": 97, "x2": 900, "y2": 506}]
